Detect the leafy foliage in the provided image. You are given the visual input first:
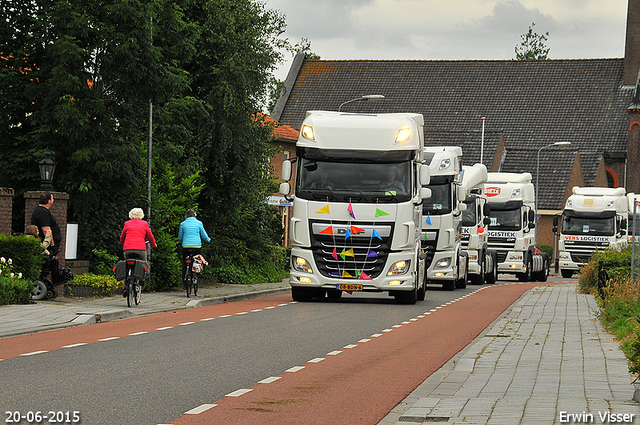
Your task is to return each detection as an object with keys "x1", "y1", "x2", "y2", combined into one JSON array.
[
  {"x1": 515, "y1": 23, "x2": 550, "y2": 60},
  {"x1": 0, "y1": 235, "x2": 43, "y2": 281},
  {"x1": 67, "y1": 273, "x2": 120, "y2": 296},
  {"x1": 0, "y1": 276, "x2": 32, "y2": 305},
  {"x1": 1, "y1": 0, "x2": 290, "y2": 287}
]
